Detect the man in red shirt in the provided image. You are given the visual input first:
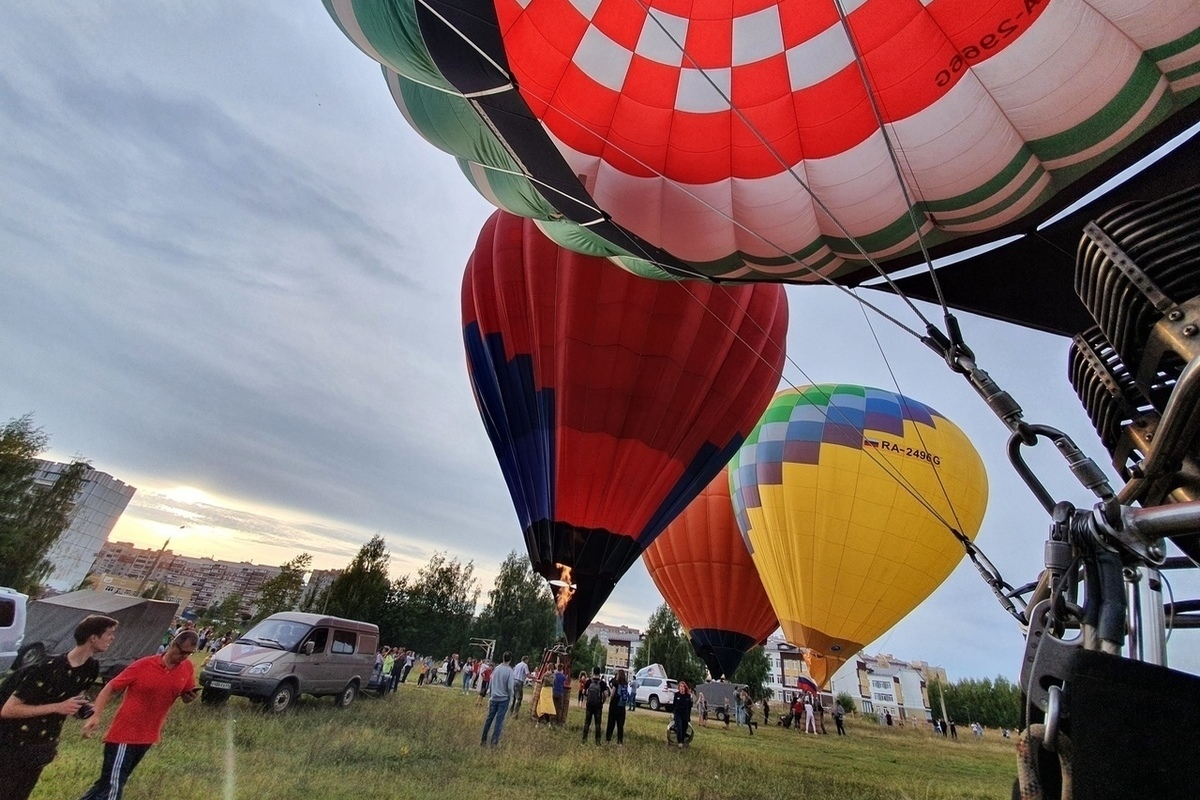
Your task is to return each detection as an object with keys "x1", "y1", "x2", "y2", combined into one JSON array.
[{"x1": 78, "y1": 630, "x2": 200, "y2": 799}]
